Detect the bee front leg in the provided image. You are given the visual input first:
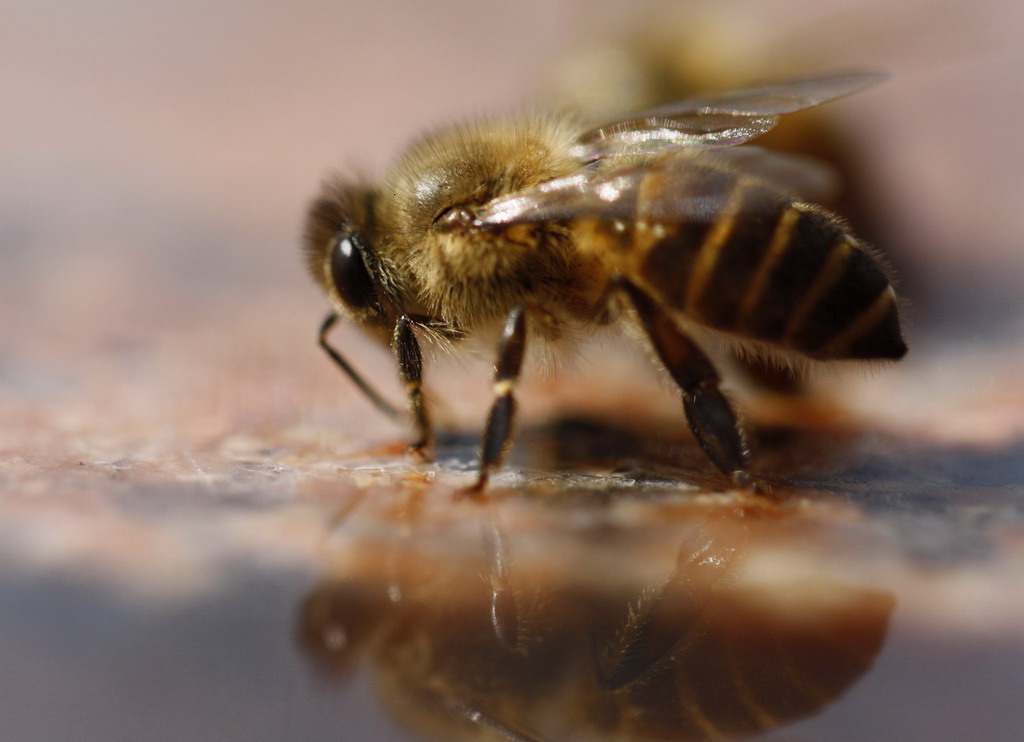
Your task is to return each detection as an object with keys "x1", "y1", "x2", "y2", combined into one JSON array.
[
  {"x1": 318, "y1": 312, "x2": 405, "y2": 423},
  {"x1": 466, "y1": 306, "x2": 527, "y2": 496},
  {"x1": 393, "y1": 315, "x2": 433, "y2": 460},
  {"x1": 618, "y1": 280, "x2": 753, "y2": 488}
]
